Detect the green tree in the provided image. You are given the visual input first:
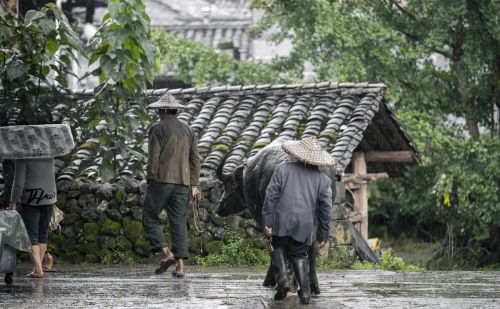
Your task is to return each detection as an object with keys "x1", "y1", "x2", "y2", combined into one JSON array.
[
  {"x1": 84, "y1": 0, "x2": 159, "y2": 181},
  {"x1": 252, "y1": 0, "x2": 499, "y2": 138},
  {"x1": 0, "y1": 4, "x2": 84, "y2": 125}
]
